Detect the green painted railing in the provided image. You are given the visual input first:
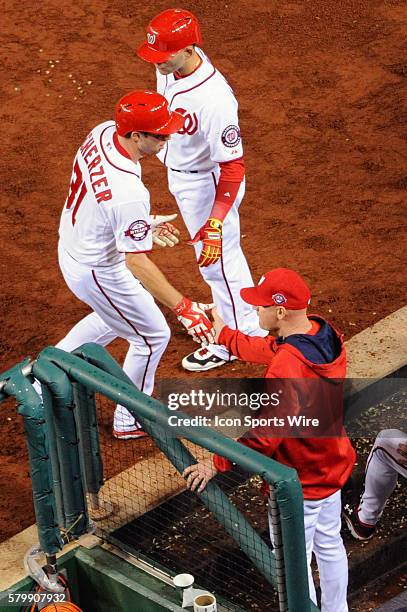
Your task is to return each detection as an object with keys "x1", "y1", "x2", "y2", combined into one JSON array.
[{"x1": 0, "y1": 345, "x2": 319, "y2": 612}]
